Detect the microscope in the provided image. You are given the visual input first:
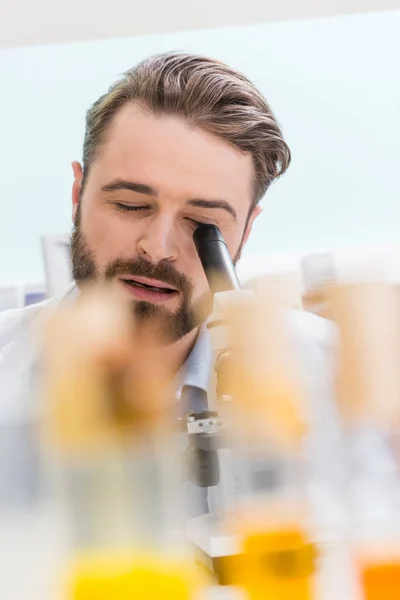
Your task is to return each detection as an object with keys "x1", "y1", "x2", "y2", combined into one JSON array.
[{"x1": 185, "y1": 225, "x2": 315, "y2": 595}]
